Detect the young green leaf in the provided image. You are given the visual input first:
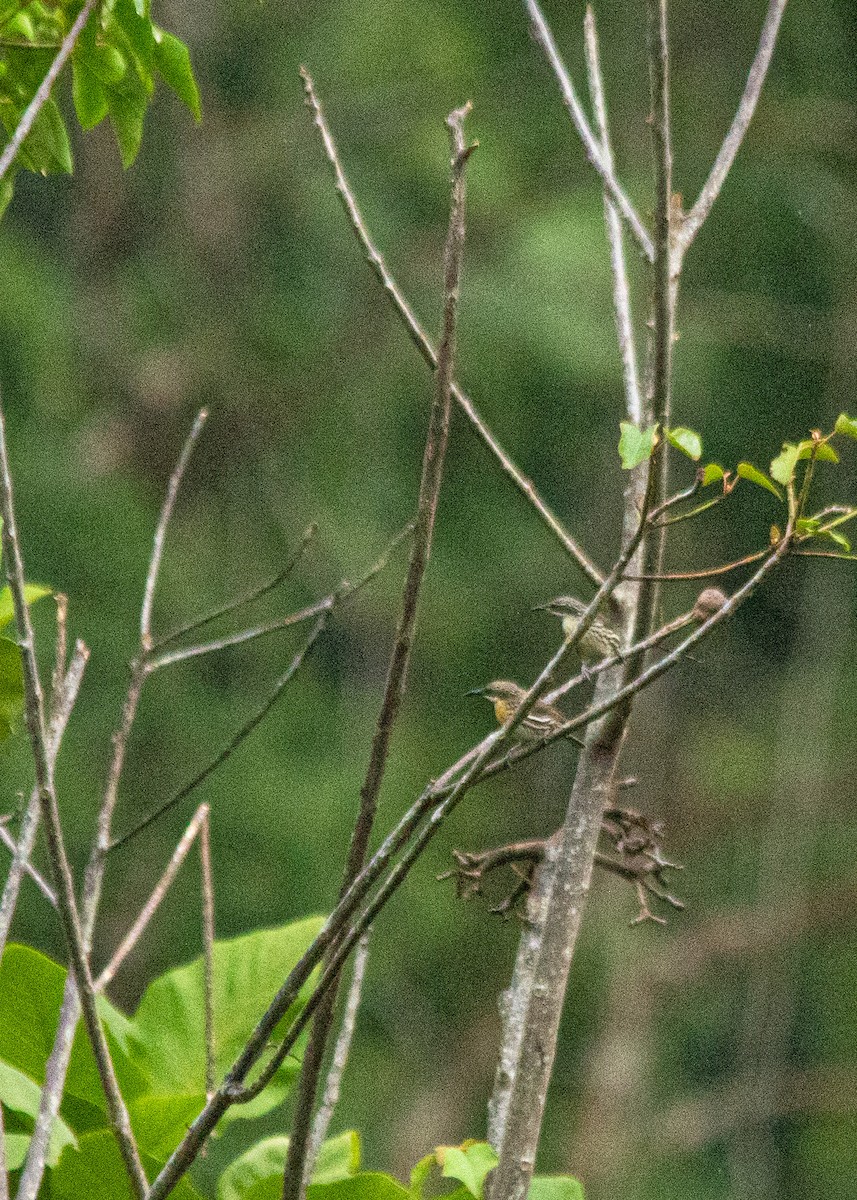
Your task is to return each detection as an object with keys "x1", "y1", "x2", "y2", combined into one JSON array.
[
  {"x1": 107, "y1": 83, "x2": 147, "y2": 168},
  {"x1": 736, "y1": 462, "x2": 783, "y2": 500},
  {"x1": 835, "y1": 412, "x2": 857, "y2": 440},
  {"x1": 217, "y1": 1132, "x2": 360, "y2": 1200},
  {"x1": 72, "y1": 59, "x2": 109, "y2": 130},
  {"x1": 153, "y1": 28, "x2": 201, "y2": 120},
  {"x1": 665, "y1": 426, "x2": 702, "y2": 460},
  {"x1": 0, "y1": 583, "x2": 51, "y2": 630},
  {"x1": 19, "y1": 98, "x2": 73, "y2": 175},
  {"x1": 796, "y1": 439, "x2": 838, "y2": 464},
  {"x1": 618, "y1": 422, "x2": 658, "y2": 470},
  {"x1": 0, "y1": 635, "x2": 24, "y2": 740},
  {"x1": 528, "y1": 1178, "x2": 586, "y2": 1200},
  {"x1": 769, "y1": 443, "x2": 801, "y2": 486},
  {"x1": 699, "y1": 463, "x2": 725, "y2": 486},
  {"x1": 439, "y1": 1144, "x2": 499, "y2": 1200}
]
